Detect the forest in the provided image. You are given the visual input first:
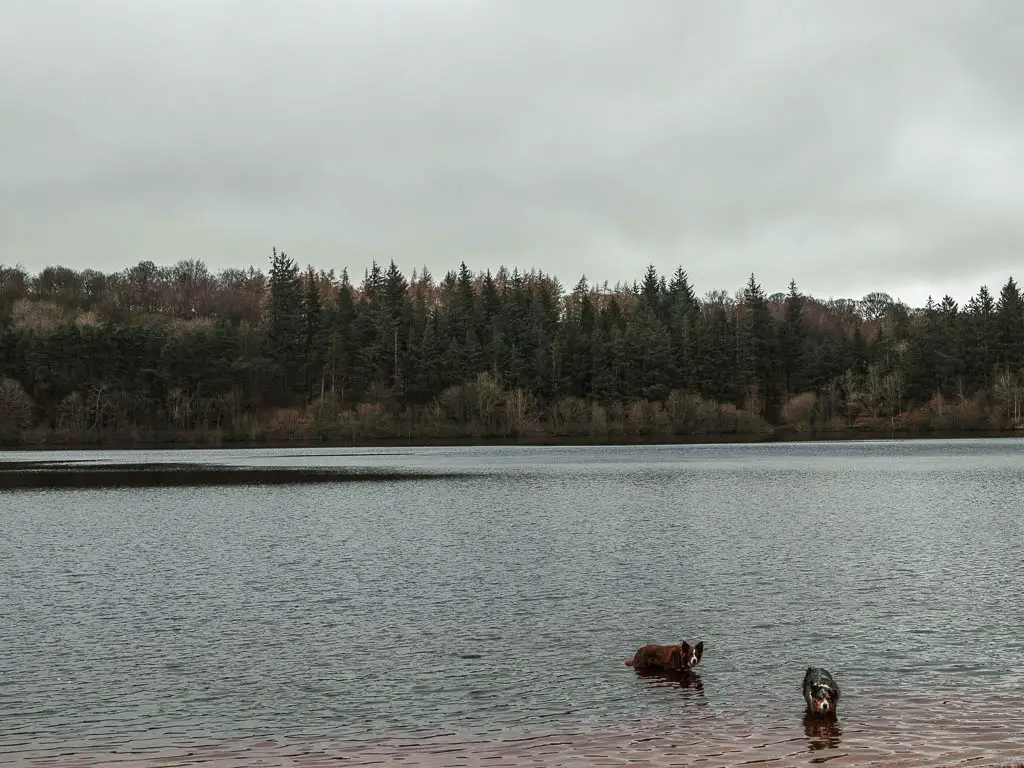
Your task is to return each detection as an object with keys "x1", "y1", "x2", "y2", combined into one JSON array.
[{"x1": 1, "y1": 250, "x2": 1022, "y2": 446}]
